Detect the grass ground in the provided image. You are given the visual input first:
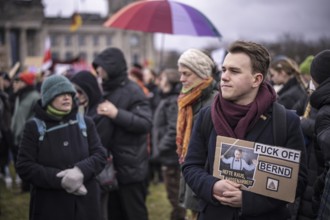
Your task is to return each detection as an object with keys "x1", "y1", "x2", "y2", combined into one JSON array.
[{"x1": 0, "y1": 176, "x2": 172, "y2": 220}]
